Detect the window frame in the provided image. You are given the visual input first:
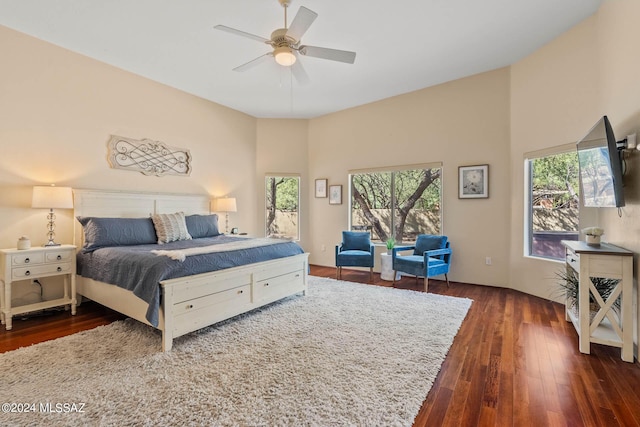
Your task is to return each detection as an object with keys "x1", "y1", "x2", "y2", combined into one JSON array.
[
  {"x1": 348, "y1": 162, "x2": 443, "y2": 244},
  {"x1": 523, "y1": 144, "x2": 579, "y2": 261},
  {"x1": 264, "y1": 173, "x2": 301, "y2": 241}
]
